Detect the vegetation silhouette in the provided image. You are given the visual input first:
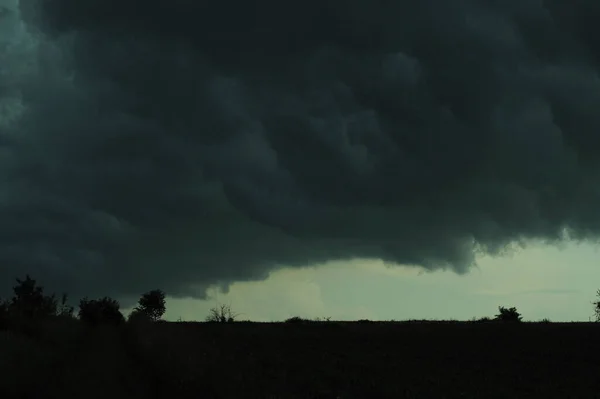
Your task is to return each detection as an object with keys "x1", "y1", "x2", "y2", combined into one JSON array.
[
  {"x1": 0, "y1": 298, "x2": 8, "y2": 330},
  {"x1": 9, "y1": 274, "x2": 60, "y2": 319},
  {"x1": 78, "y1": 296, "x2": 125, "y2": 326},
  {"x1": 4, "y1": 273, "x2": 600, "y2": 398},
  {"x1": 56, "y1": 293, "x2": 75, "y2": 318},
  {"x1": 592, "y1": 289, "x2": 600, "y2": 321},
  {"x1": 127, "y1": 308, "x2": 154, "y2": 324},
  {"x1": 133, "y1": 289, "x2": 166, "y2": 322},
  {"x1": 0, "y1": 275, "x2": 74, "y2": 338},
  {"x1": 285, "y1": 316, "x2": 333, "y2": 324},
  {"x1": 205, "y1": 303, "x2": 239, "y2": 323},
  {"x1": 494, "y1": 306, "x2": 523, "y2": 322},
  {"x1": 285, "y1": 316, "x2": 308, "y2": 324}
]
